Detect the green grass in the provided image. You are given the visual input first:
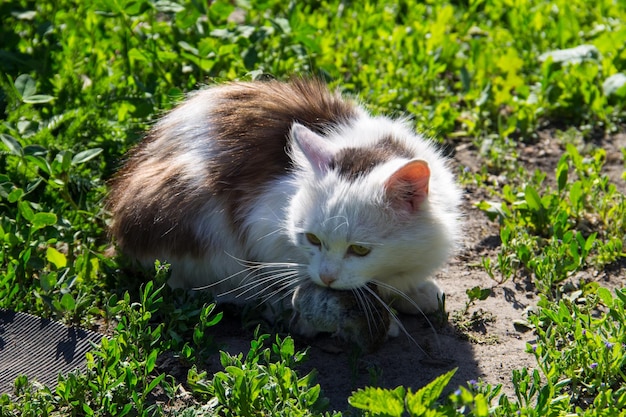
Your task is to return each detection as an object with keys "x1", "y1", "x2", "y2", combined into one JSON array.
[{"x1": 1, "y1": 0, "x2": 625, "y2": 415}]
